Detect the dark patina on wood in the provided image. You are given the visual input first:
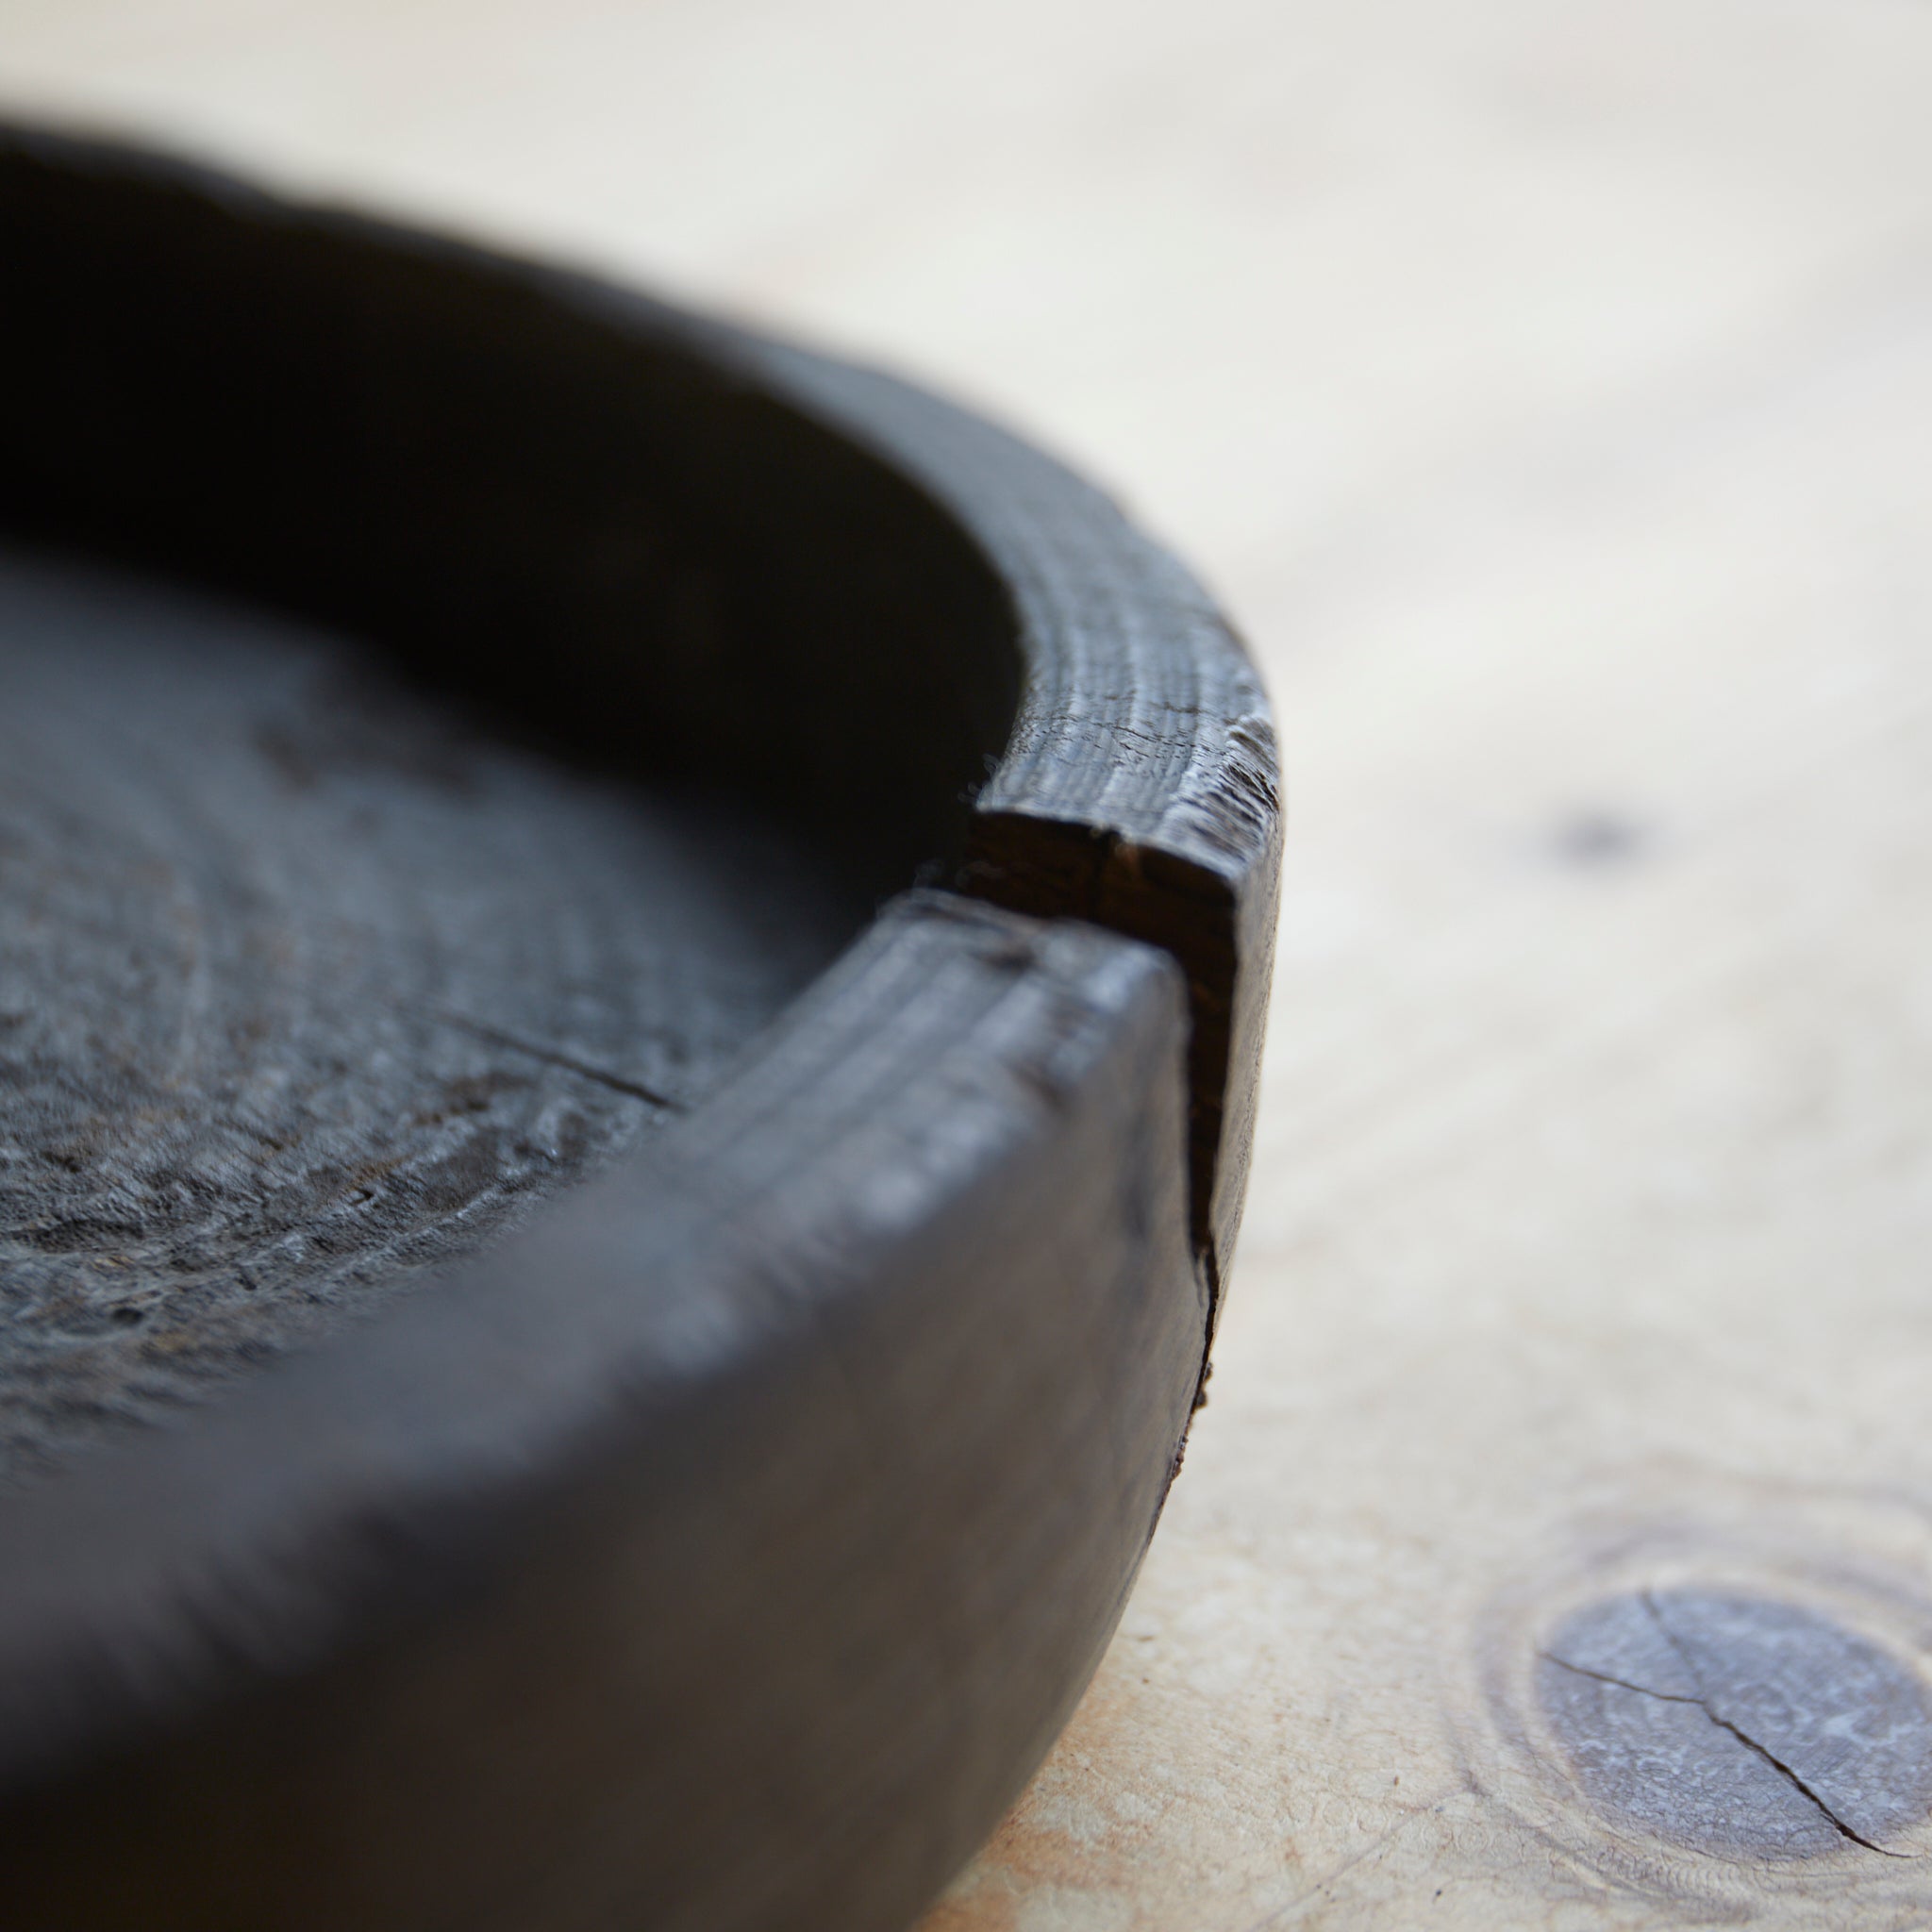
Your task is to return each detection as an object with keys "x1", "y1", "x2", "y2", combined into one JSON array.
[
  {"x1": 1539, "y1": 1590, "x2": 1932, "y2": 1860},
  {"x1": 0, "y1": 552, "x2": 863, "y2": 1482},
  {"x1": 0, "y1": 124, "x2": 1280, "y2": 1932}
]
